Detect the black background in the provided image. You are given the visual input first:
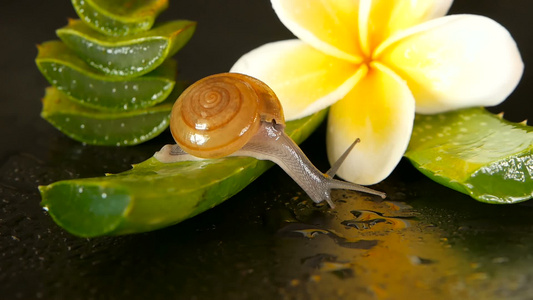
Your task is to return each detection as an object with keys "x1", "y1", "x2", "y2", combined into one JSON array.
[{"x1": 1, "y1": 1, "x2": 532, "y2": 299}]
